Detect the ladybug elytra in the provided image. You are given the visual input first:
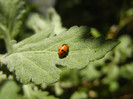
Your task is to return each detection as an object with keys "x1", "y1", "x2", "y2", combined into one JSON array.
[{"x1": 58, "y1": 44, "x2": 69, "y2": 59}]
